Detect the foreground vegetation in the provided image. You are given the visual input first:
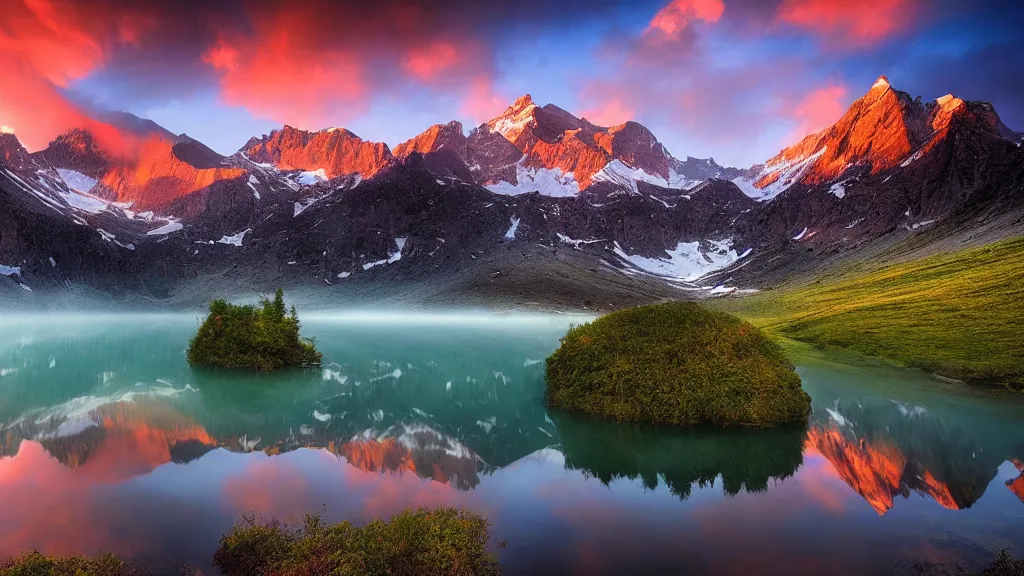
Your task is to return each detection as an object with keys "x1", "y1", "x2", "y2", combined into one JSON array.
[
  {"x1": 715, "y1": 237, "x2": 1024, "y2": 388},
  {"x1": 545, "y1": 302, "x2": 811, "y2": 427},
  {"x1": 187, "y1": 288, "x2": 322, "y2": 371},
  {"x1": 214, "y1": 507, "x2": 500, "y2": 576},
  {"x1": 3, "y1": 516, "x2": 1020, "y2": 575},
  {"x1": 0, "y1": 552, "x2": 146, "y2": 576},
  {"x1": 1, "y1": 508, "x2": 499, "y2": 576}
]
